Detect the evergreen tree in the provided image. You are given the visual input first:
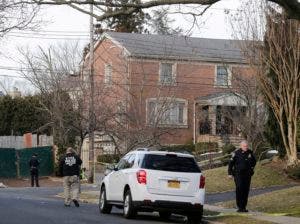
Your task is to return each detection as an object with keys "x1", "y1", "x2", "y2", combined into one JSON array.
[
  {"x1": 149, "y1": 9, "x2": 183, "y2": 35},
  {"x1": 103, "y1": 0, "x2": 149, "y2": 33},
  {"x1": 0, "y1": 96, "x2": 14, "y2": 135}
]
